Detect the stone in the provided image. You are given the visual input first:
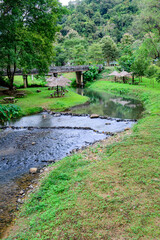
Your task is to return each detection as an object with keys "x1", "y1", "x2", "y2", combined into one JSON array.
[
  {"x1": 29, "y1": 168, "x2": 38, "y2": 174},
  {"x1": 32, "y1": 142, "x2": 36, "y2": 145},
  {"x1": 124, "y1": 127, "x2": 130, "y2": 131},
  {"x1": 105, "y1": 122, "x2": 111, "y2": 125},
  {"x1": 54, "y1": 113, "x2": 61, "y2": 117},
  {"x1": 17, "y1": 198, "x2": 24, "y2": 204},
  {"x1": 36, "y1": 89, "x2": 41, "y2": 93},
  {"x1": 20, "y1": 190, "x2": 24, "y2": 195},
  {"x1": 90, "y1": 114, "x2": 99, "y2": 118}
]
